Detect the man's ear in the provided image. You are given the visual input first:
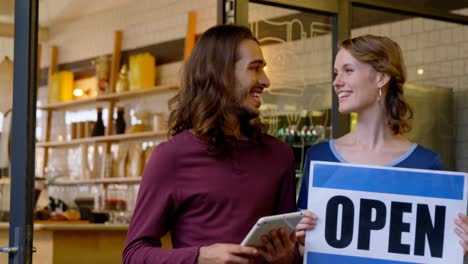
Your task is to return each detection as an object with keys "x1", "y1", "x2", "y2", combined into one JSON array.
[{"x1": 377, "y1": 72, "x2": 391, "y2": 88}]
